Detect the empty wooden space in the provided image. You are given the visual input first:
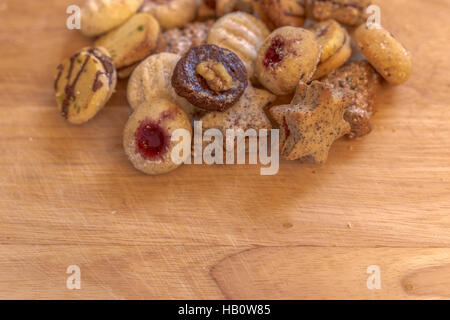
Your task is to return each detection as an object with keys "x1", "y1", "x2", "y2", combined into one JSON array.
[{"x1": 0, "y1": 0, "x2": 449, "y2": 299}]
